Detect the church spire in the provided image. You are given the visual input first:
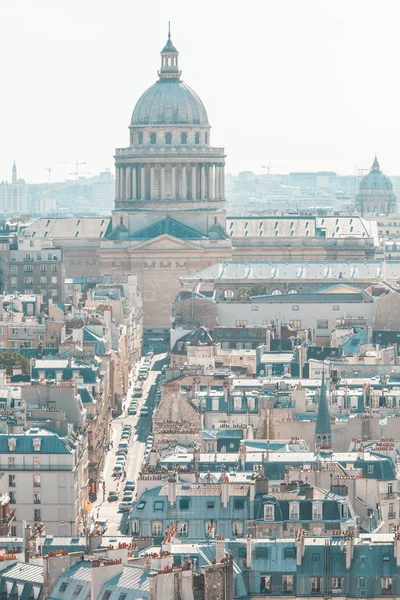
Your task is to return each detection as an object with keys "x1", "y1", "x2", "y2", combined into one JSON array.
[
  {"x1": 315, "y1": 370, "x2": 332, "y2": 450},
  {"x1": 158, "y1": 23, "x2": 182, "y2": 80},
  {"x1": 371, "y1": 155, "x2": 380, "y2": 173},
  {"x1": 12, "y1": 161, "x2": 17, "y2": 184}
]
